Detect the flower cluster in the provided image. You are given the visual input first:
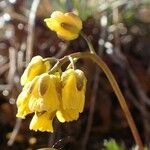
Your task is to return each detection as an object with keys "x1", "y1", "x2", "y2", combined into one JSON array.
[{"x1": 16, "y1": 56, "x2": 87, "y2": 132}]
